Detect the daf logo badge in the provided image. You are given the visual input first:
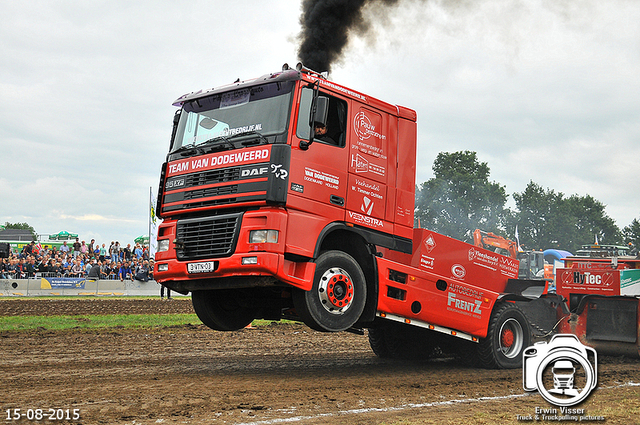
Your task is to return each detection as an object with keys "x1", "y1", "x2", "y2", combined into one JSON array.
[{"x1": 241, "y1": 167, "x2": 269, "y2": 177}]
